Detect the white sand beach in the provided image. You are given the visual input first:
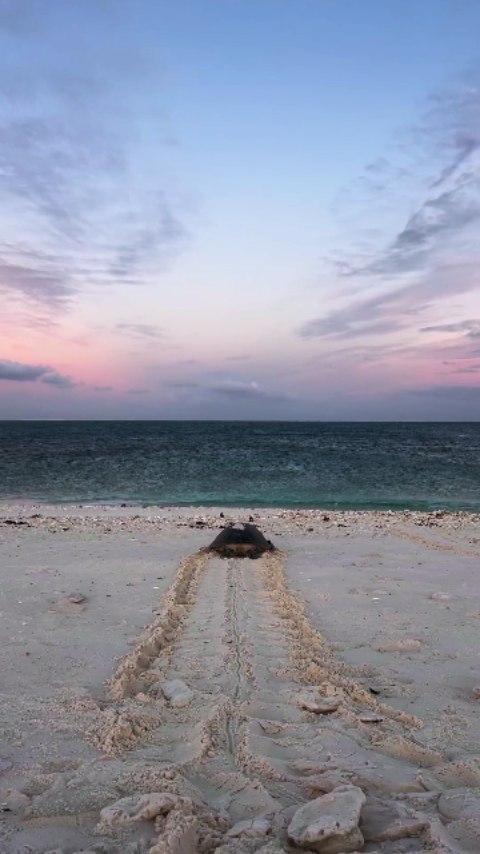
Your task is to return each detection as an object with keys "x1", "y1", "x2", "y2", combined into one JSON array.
[{"x1": 0, "y1": 504, "x2": 479, "y2": 853}]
